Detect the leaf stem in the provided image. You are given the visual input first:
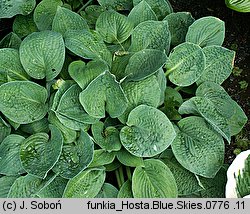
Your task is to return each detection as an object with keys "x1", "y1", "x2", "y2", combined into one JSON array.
[
  {"x1": 174, "y1": 86, "x2": 183, "y2": 91},
  {"x1": 115, "y1": 169, "x2": 122, "y2": 188},
  {"x1": 119, "y1": 166, "x2": 125, "y2": 186},
  {"x1": 126, "y1": 166, "x2": 132, "y2": 181},
  {"x1": 77, "y1": 0, "x2": 93, "y2": 13}
]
